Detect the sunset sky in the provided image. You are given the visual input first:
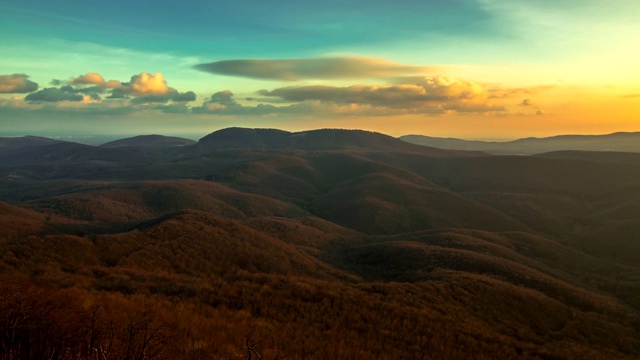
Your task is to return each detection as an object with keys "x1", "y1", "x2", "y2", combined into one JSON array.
[{"x1": 1, "y1": 0, "x2": 639, "y2": 140}]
